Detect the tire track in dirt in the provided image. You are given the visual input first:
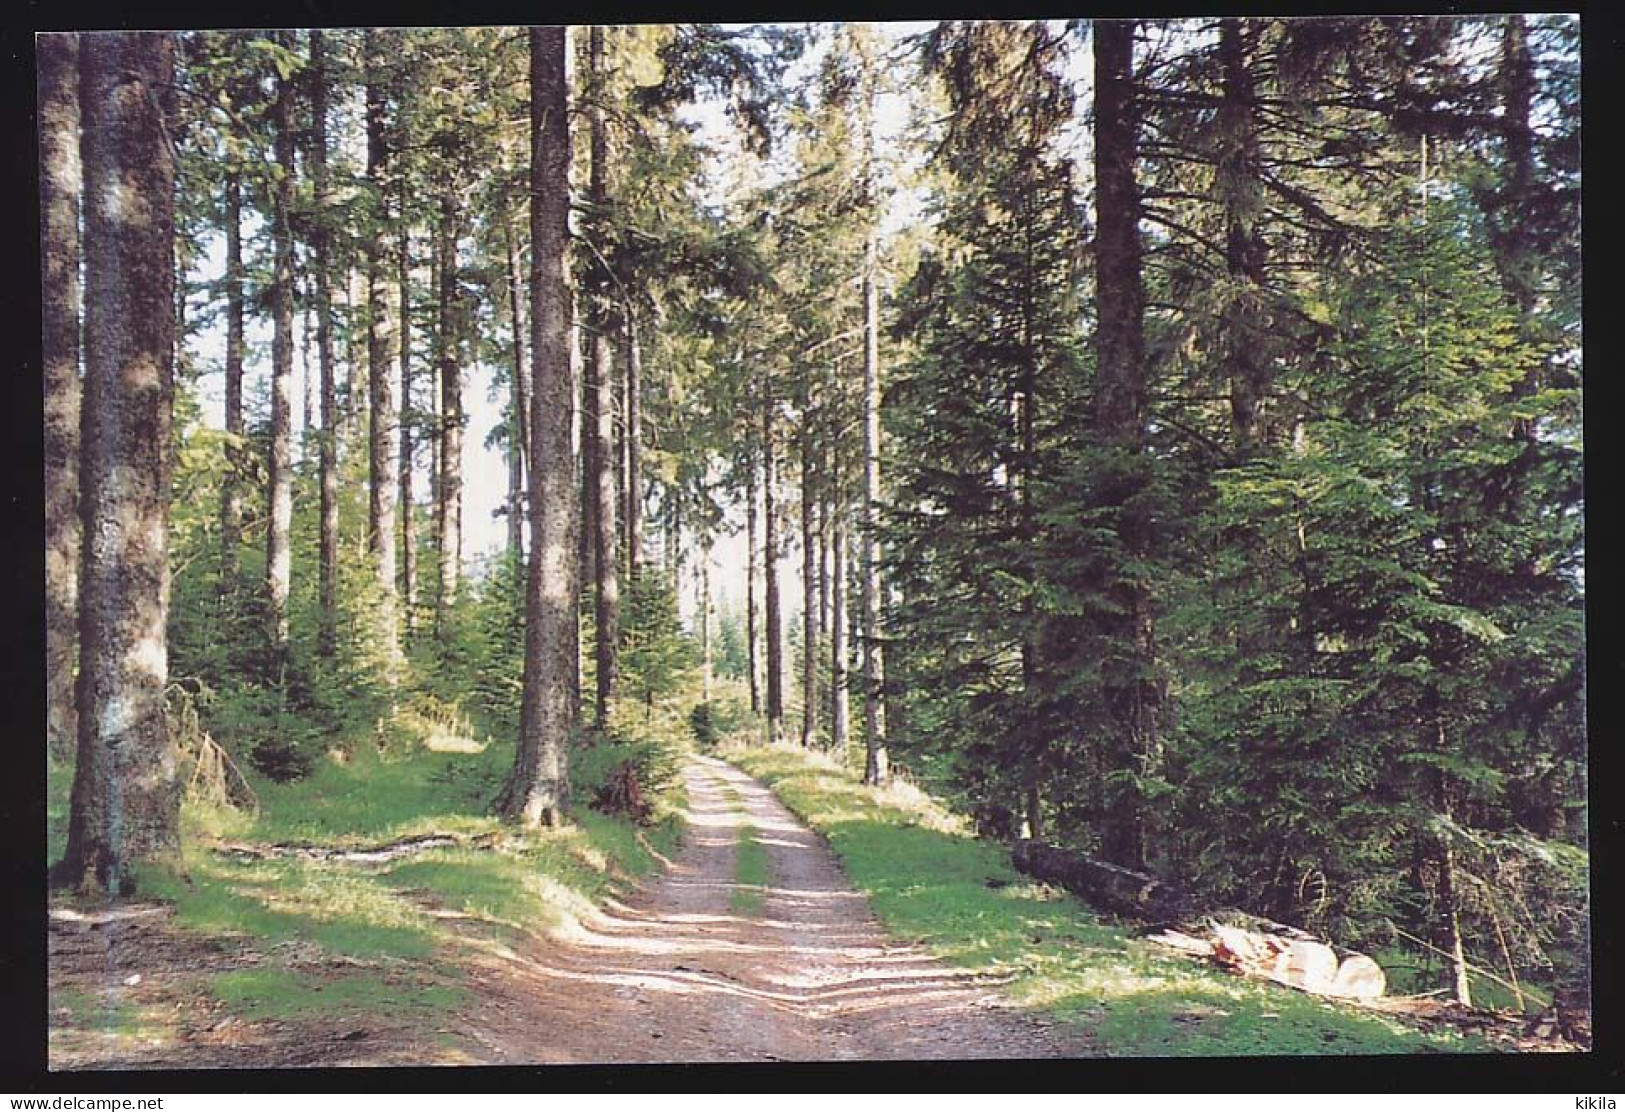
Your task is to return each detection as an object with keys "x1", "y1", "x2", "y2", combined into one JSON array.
[{"x1": 461, "y1": 755, "x2": 1070, "y2": 1063}]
